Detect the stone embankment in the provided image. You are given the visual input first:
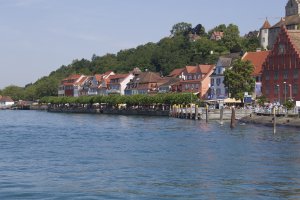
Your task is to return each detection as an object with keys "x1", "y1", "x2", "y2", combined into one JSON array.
[{"x1": 240, "y1": 114, "x2": 300, "y2": 128}]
